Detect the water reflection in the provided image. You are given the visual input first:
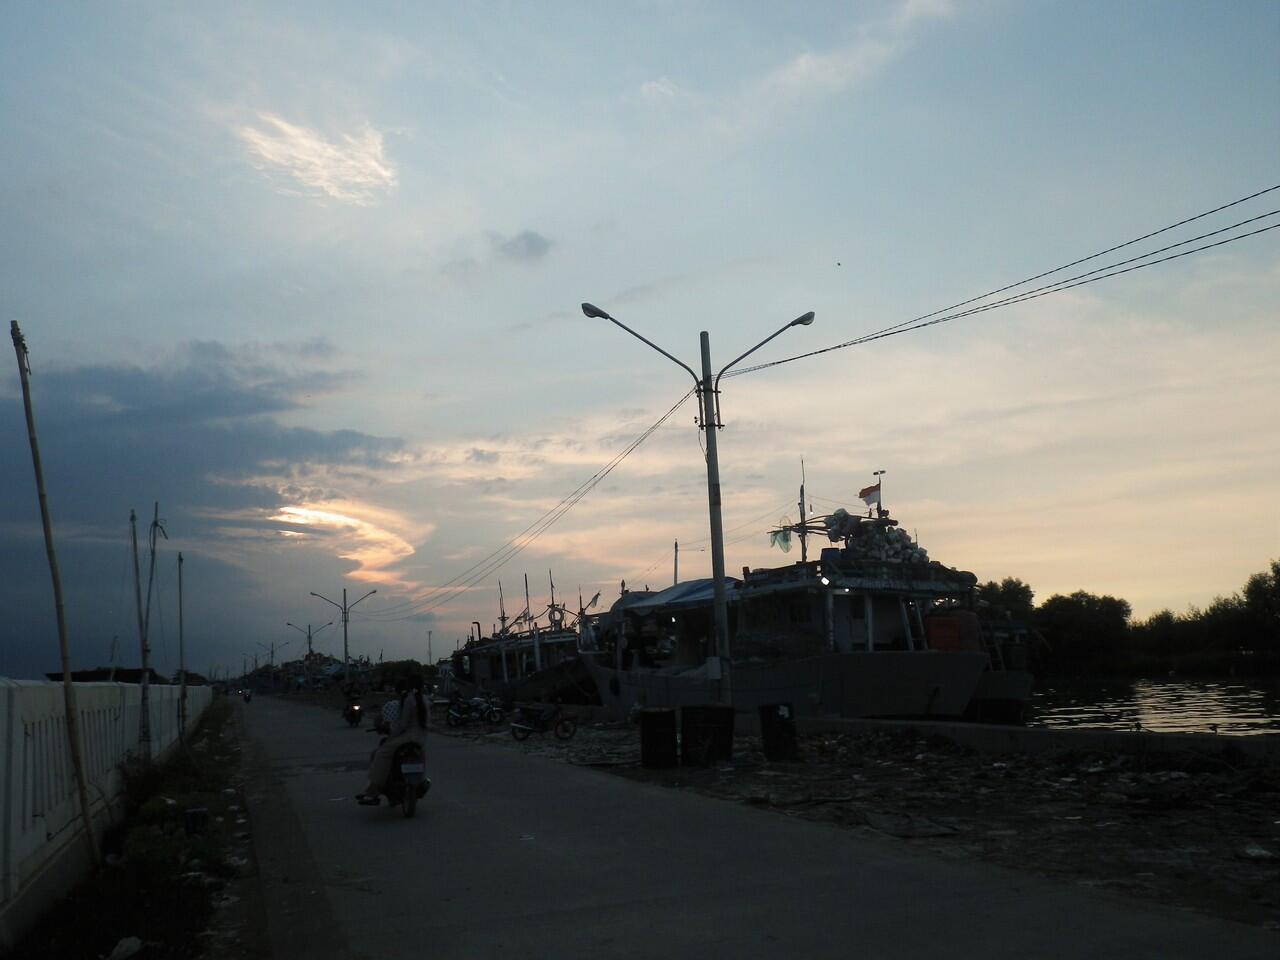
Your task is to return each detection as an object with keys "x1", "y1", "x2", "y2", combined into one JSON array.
[{"x1": 1029, "y1": 679, "x2": 1280, "y2": 736}]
